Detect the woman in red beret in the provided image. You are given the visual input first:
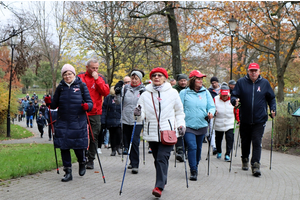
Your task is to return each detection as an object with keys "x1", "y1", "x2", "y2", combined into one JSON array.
[{"x1": 134, "y1": 67, "x2": 186, "y2": 198}]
